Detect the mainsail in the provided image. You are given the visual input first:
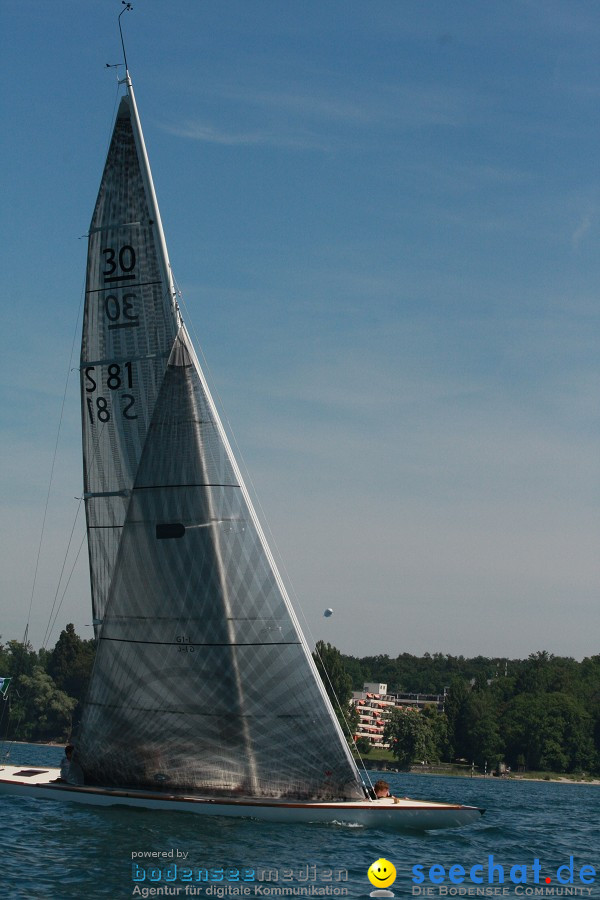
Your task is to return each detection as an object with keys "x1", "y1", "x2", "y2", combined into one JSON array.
[
  {"x1": 77, "y1": 75, "x2": 364, "y2": 801},
  {"x1": 80, "y1": 87, "x2": 179, "y2": 632}
]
